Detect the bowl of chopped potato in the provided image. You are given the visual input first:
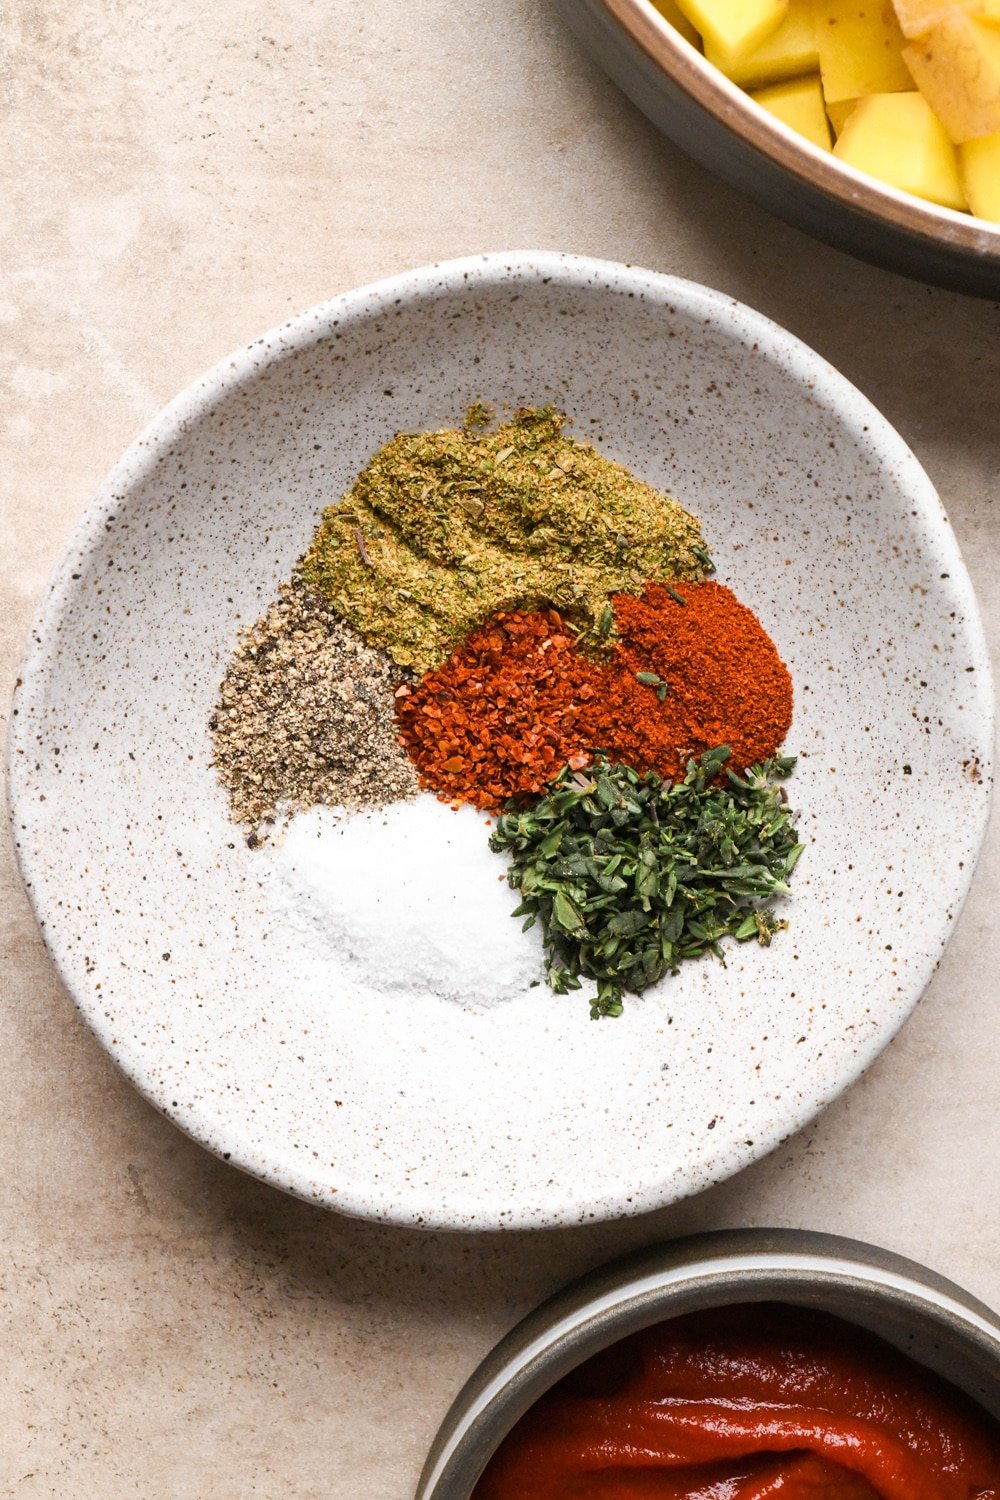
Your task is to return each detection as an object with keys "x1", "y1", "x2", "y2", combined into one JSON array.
[{"x1": 556, "y1": 0, "x2": 1000, "y2": 295}]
